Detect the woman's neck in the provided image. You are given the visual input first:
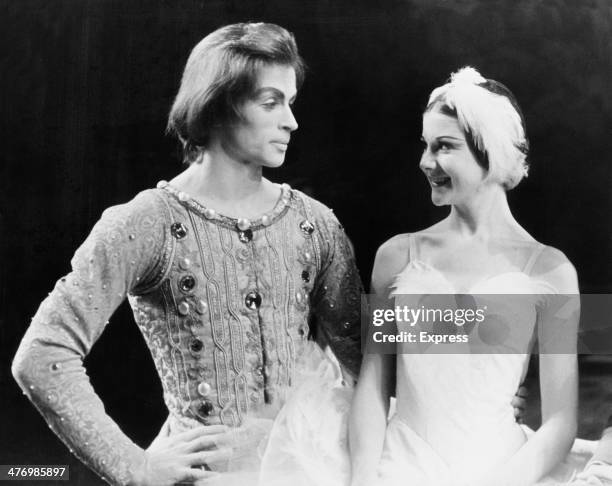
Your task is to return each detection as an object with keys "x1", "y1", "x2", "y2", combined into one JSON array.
[{"x1": 446, "y1": 184, "x2": 524, "y2": 240}]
